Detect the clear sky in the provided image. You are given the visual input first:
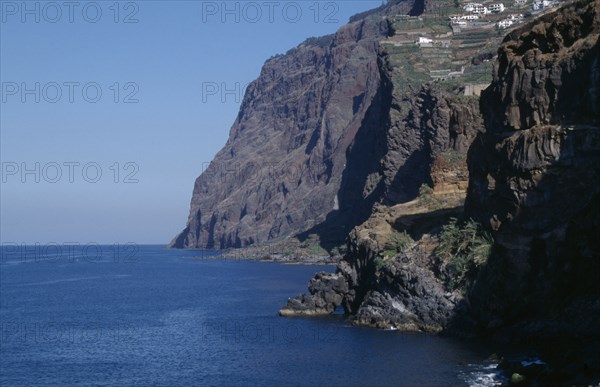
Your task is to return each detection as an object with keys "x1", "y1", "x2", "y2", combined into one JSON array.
[{"x1": 0, "y1": 0, "x2": 382, "y2": 244}]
